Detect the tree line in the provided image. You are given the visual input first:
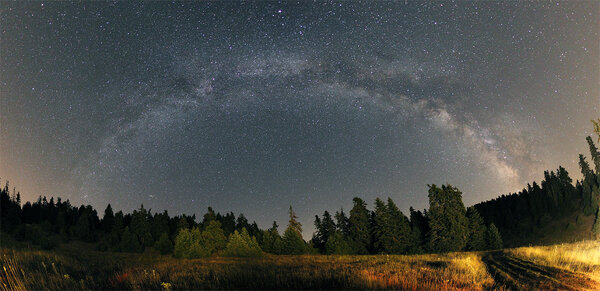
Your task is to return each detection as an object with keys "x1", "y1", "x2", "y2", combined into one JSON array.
[{"x1": 1, "y1": 134, "x2": 599, "y2": 255}]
